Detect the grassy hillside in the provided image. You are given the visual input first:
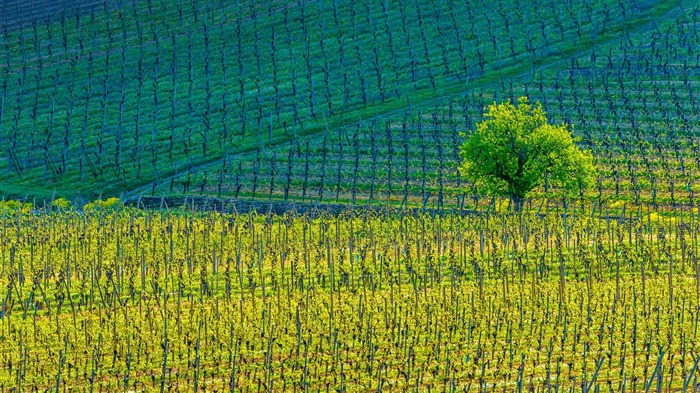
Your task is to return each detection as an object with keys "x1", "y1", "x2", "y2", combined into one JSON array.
[
  {"x1": 0, "y1": 0, "x2": 679, "y2": 203},
  {"x1": 140, "y1": 1, "x2": 700, "y2": 209}
]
